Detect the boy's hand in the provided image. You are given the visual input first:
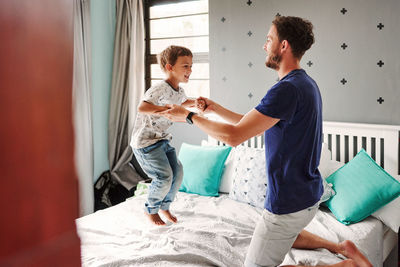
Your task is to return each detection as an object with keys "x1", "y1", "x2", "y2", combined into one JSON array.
[
  {"x1": 197, "y1": 97, "x2": 216, "y2": 114},
  {"x1": 195, "y1": 98, "x2": 207, "y2": 112}
]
